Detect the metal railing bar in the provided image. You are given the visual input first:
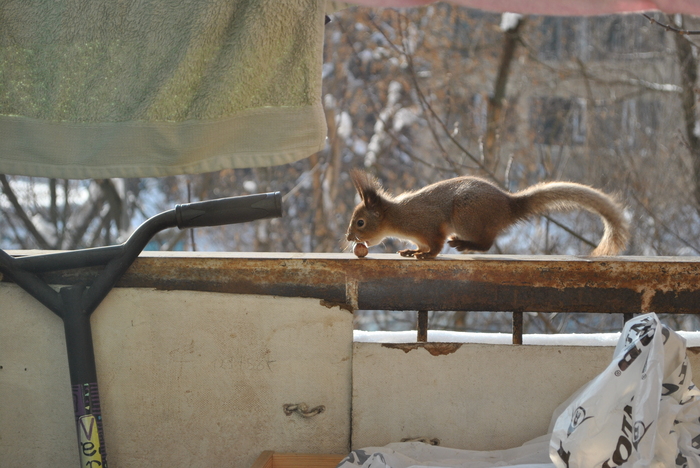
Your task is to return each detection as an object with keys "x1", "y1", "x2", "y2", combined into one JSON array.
[{"x1": 417, "y1": 310, "x2": 429, "y2": 342}]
